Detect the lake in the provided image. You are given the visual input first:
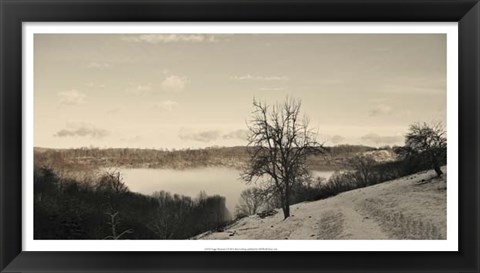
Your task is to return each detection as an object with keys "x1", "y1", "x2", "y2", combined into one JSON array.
[{"x1": 120, "y1": 168, "x2": 335, "y2": 213}]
